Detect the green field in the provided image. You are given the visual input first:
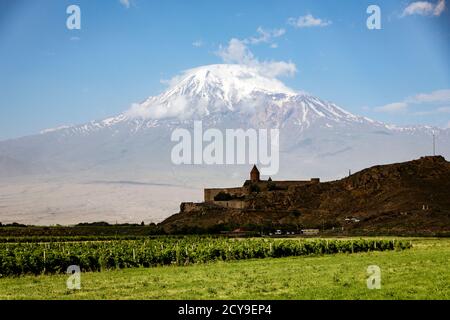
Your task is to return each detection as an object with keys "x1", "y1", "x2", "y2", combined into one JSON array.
[{"x1": 0, "y1": 238, "x2": 449, "y2": 299}]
